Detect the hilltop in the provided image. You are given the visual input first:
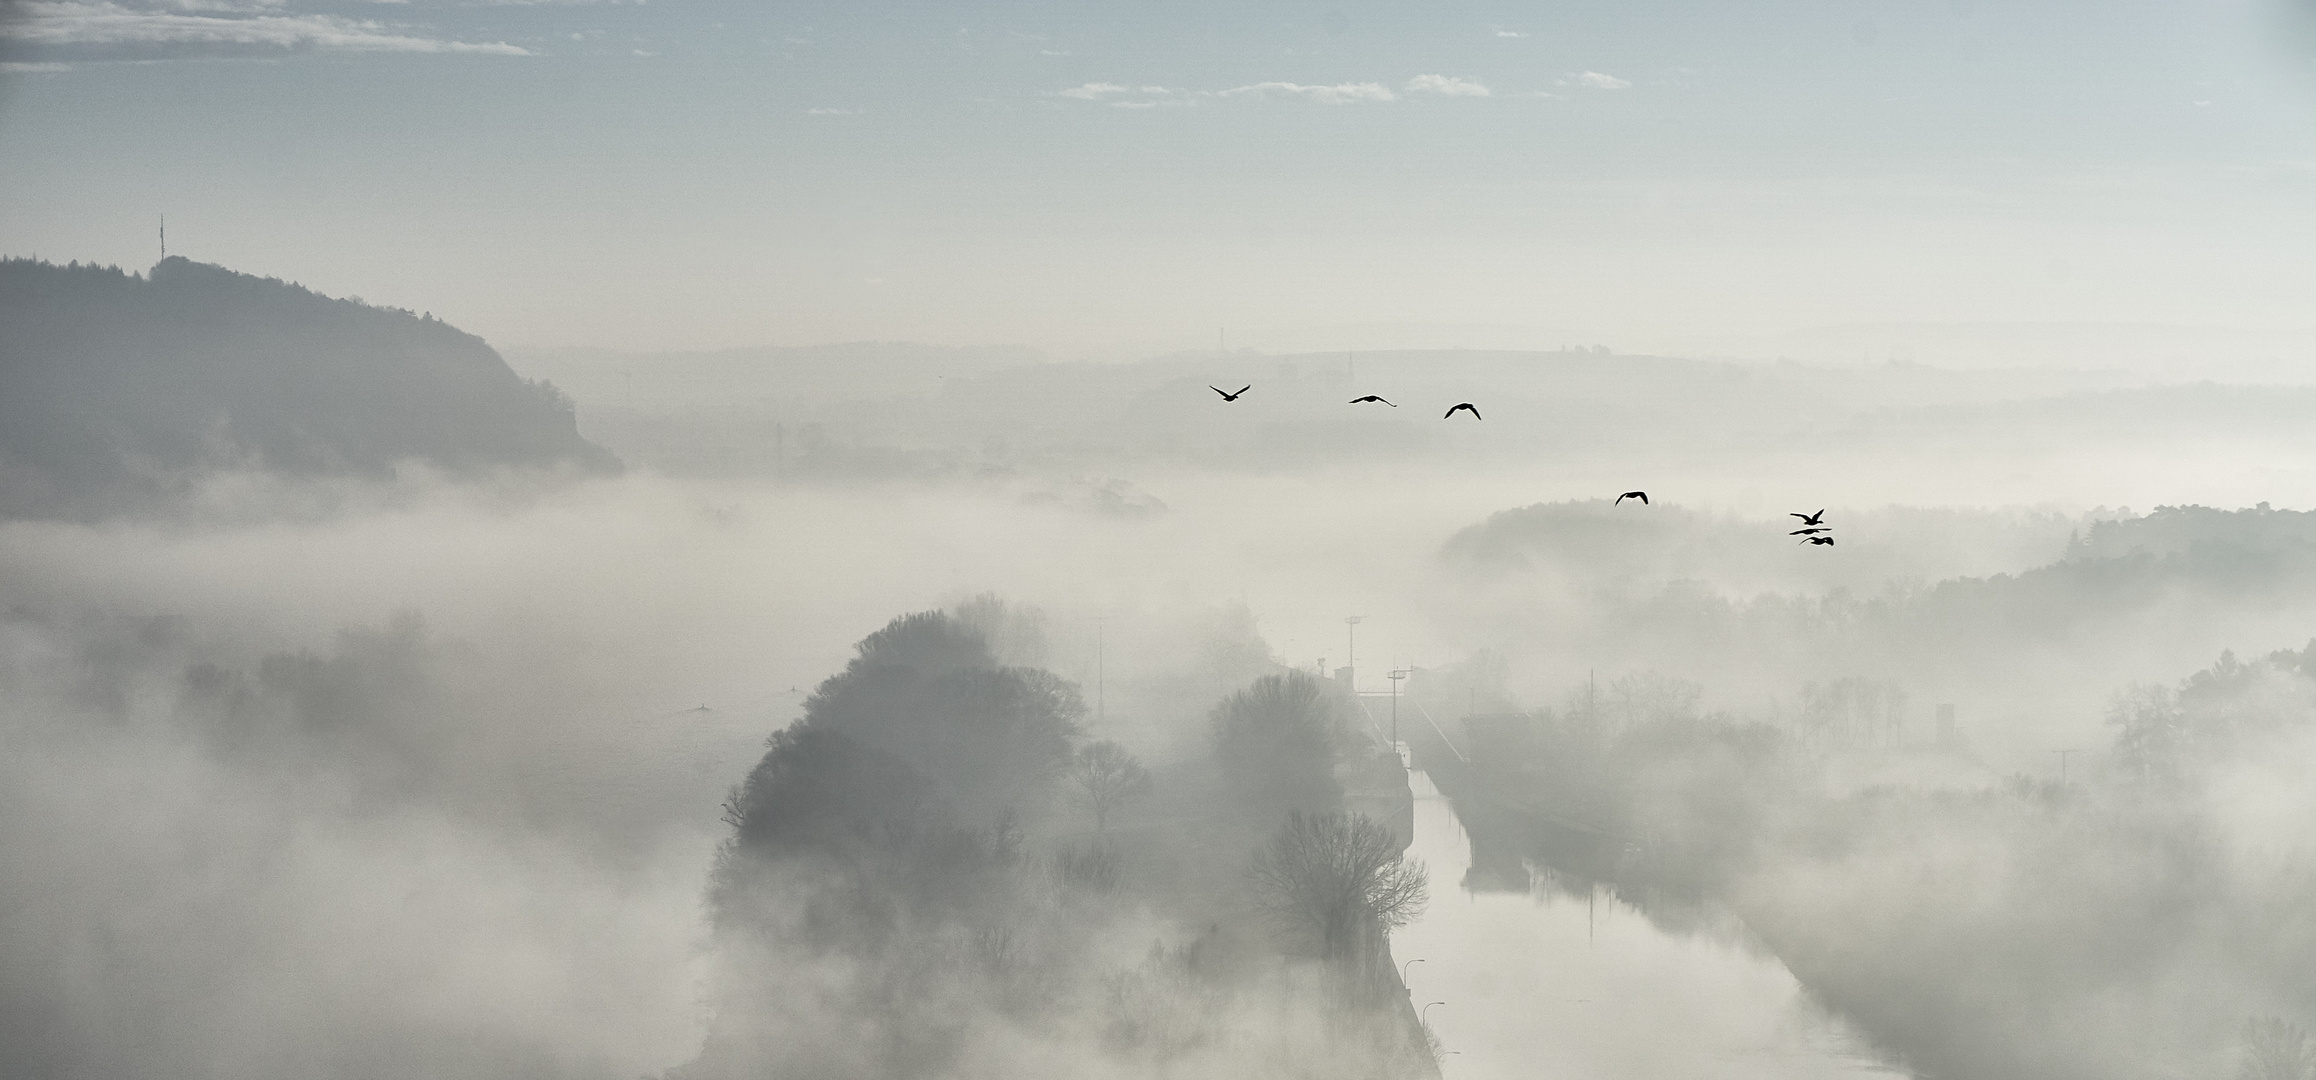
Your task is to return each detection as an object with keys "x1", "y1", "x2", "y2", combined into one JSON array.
[{"x1": 0, "y1": 257, "x2": 617, "y2": 518}]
